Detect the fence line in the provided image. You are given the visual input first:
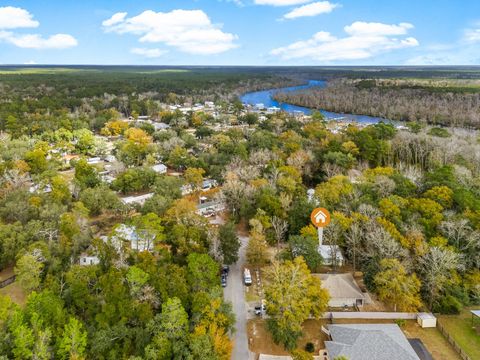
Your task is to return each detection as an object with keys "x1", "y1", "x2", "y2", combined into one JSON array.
[
  {"x1": 0, "y1": 275, "x2": 15, "y2": 288},
  {"x1": 323, "y1": 311, "x2": 417, "y2": 320},
  {"x1": 437, "y1": 321, "x2": 471, "y2": 360}
]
